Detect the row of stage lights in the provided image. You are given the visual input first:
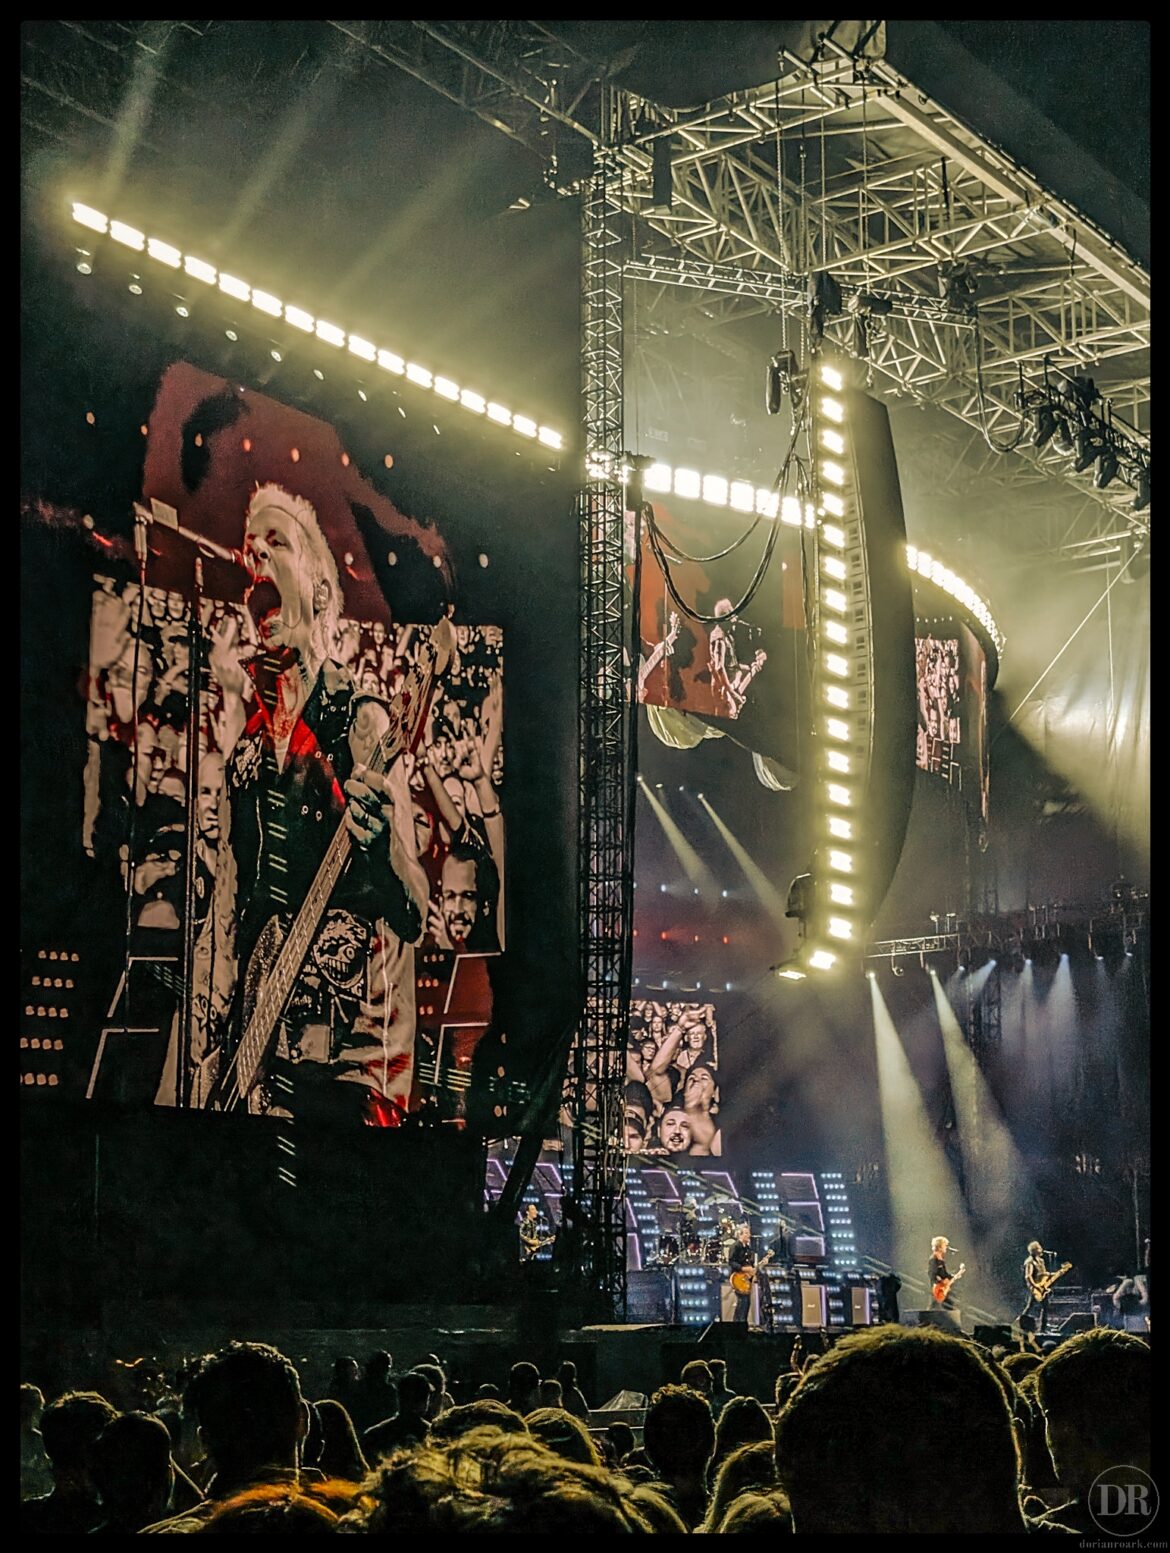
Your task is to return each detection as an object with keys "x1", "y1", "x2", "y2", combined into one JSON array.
[
  {"x1": 779, "y1": 361, "x2": 869, "y2": 980},
  {"x1": 1025, "y1": 365, "x2": 1150, "y2": 513},
  {"x1": 70, "y1": 202, "x2": 563, "y2": 453},
  {"x1": 72, "y1": 200, "x2": 1005, "y2": 654}
]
